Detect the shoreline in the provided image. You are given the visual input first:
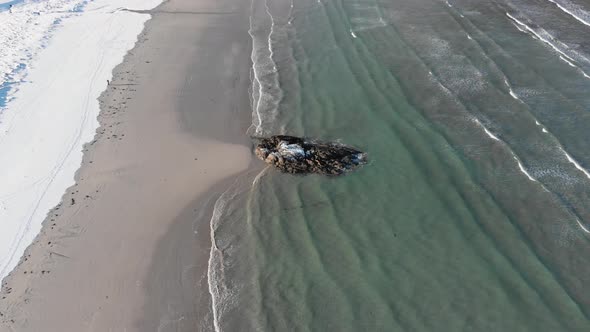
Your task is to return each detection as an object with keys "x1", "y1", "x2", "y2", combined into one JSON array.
[{"x1": 0, "y1": 0, "x2": 254, "y2": 330}]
